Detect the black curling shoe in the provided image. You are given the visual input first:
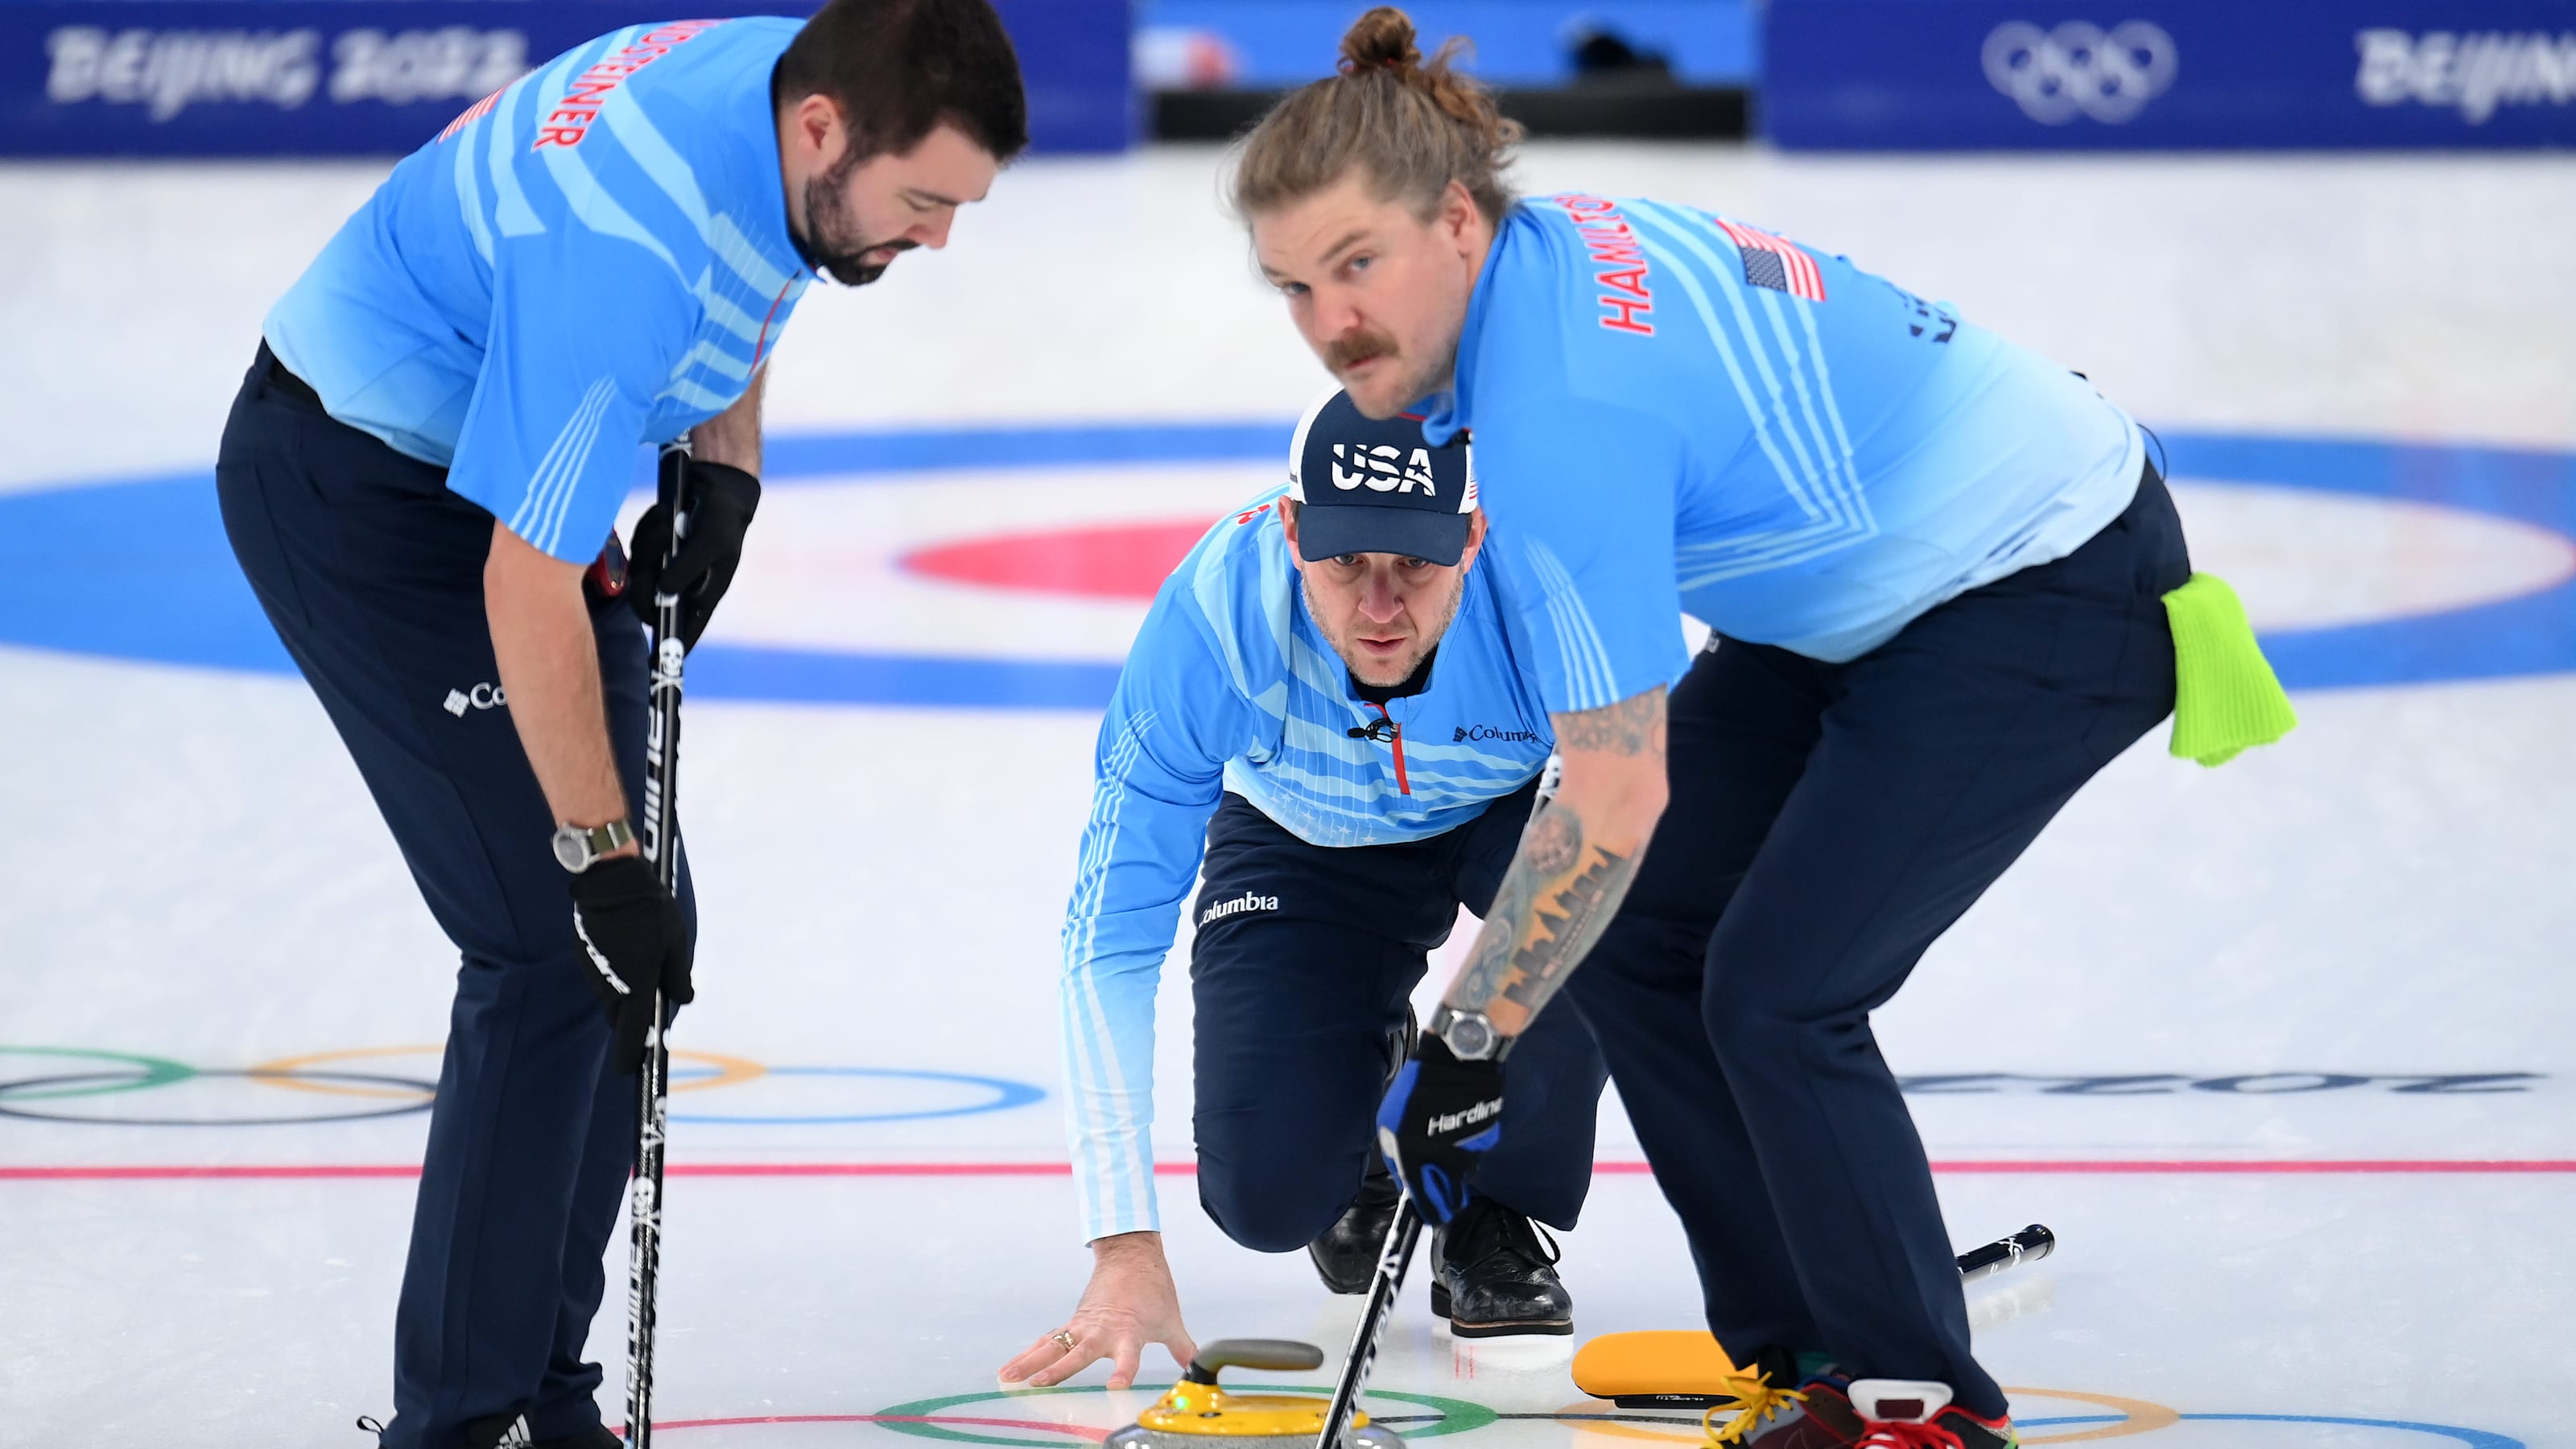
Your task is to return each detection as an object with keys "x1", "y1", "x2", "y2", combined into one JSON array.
[
  {"x1": 1309, "y1": 1155, "x2": 1404, "y2": 1294},
  {"x1": 1428, "y1": 1197, "x2": 1573, "y2": 1337}
]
